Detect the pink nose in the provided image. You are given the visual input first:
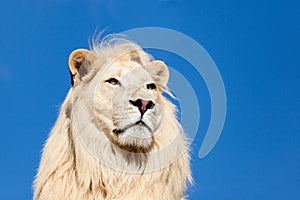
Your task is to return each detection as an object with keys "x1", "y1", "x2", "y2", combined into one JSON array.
[{"x1": 129, "y1": 99, "x2": 155, "y2": 115}]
